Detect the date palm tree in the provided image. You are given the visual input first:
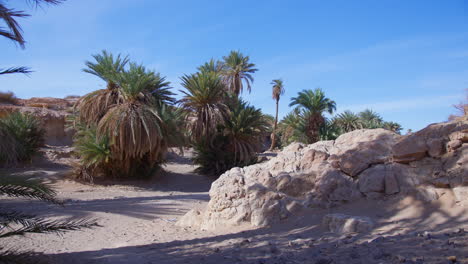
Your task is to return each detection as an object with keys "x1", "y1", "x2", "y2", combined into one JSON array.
[
  {"x1": 334, "y1": 110, "x2": 362, "y2": 133},
  {"x1": 222, "y1": 50, "x2": 258, "y2": 96},
  {"x1": 269, "y1": 79, "x2": 285, "y2": 150},
  {"x1": 289, "y1": 88, "x2": 336, "y2": 143},
  {"x1": 197, "y1": 59, "x2": 225, "y2": 74},
  {"x1": 179, "y1": 71, "x2": 228, "y2": 141},
  {"x1": 358, "y1": 109, "x2": 383, "y2": 128},
  {"x1": 76, "y1": 50, "x2": 129, "y2": 125}
]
